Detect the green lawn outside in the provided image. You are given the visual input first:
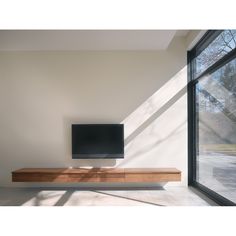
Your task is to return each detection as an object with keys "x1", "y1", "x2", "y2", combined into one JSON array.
[{"x1": 199, "y1": 144, "x2": 236, "y2": 155}]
